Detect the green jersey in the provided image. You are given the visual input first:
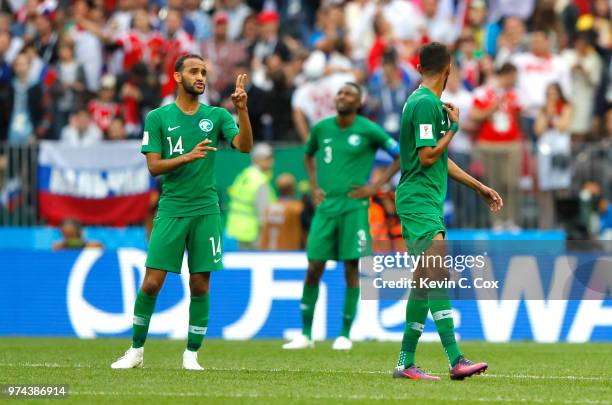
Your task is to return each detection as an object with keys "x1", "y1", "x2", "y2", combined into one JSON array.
[
  {"x1": 396, "y1": 86, "x2": 450, "y2": 215},
  {"x1": 141, "y1": 102, "x2": 239, "y2": 218},
  {"x1": 305, "y1": 115, "x2": 399, "y2": 215}
]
